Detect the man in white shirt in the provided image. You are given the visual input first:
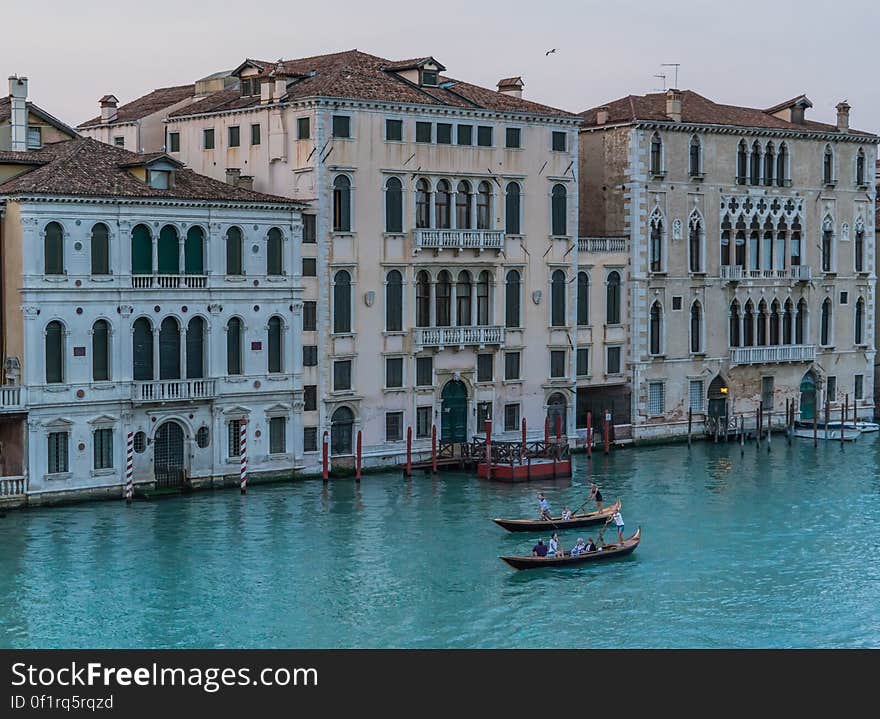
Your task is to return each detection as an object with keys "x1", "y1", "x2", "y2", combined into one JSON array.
[{"x1": 606, "y1": 509, "x2": 625, "y2": 544}]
